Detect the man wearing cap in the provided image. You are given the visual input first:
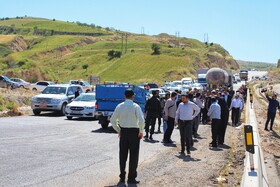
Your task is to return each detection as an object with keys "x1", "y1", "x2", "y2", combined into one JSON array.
[
  {"x1": 110, "y1": 89, "x2": 145, "y2": 184},
  {"x1": 264, "y1": 93, "x2": 280, "y2": 131},
  {"x1": 175, "y1": 94, "x2": 200, "y2": 154}
]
